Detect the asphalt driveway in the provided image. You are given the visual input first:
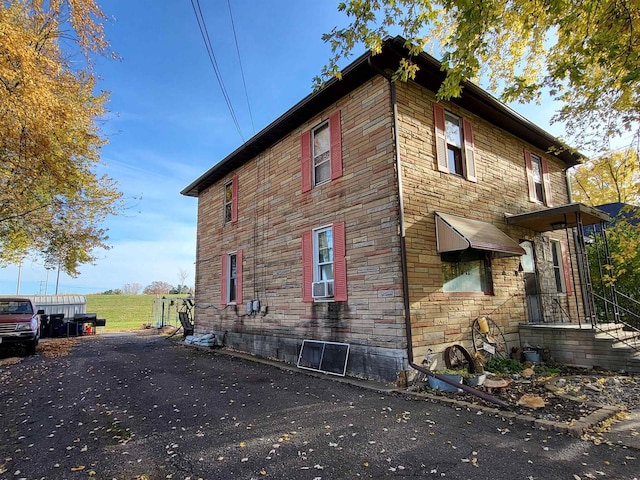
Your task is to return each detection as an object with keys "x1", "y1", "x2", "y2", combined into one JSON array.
[{"x1": 0, "y1": 334, "x2": 638, "y2": 479}]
